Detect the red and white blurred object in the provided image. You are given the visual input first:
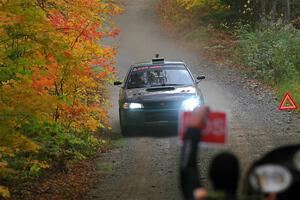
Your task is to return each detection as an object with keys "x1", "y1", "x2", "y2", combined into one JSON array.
[{"x1": 178, "y1": 111, "x2": 228, "y2": 147}]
